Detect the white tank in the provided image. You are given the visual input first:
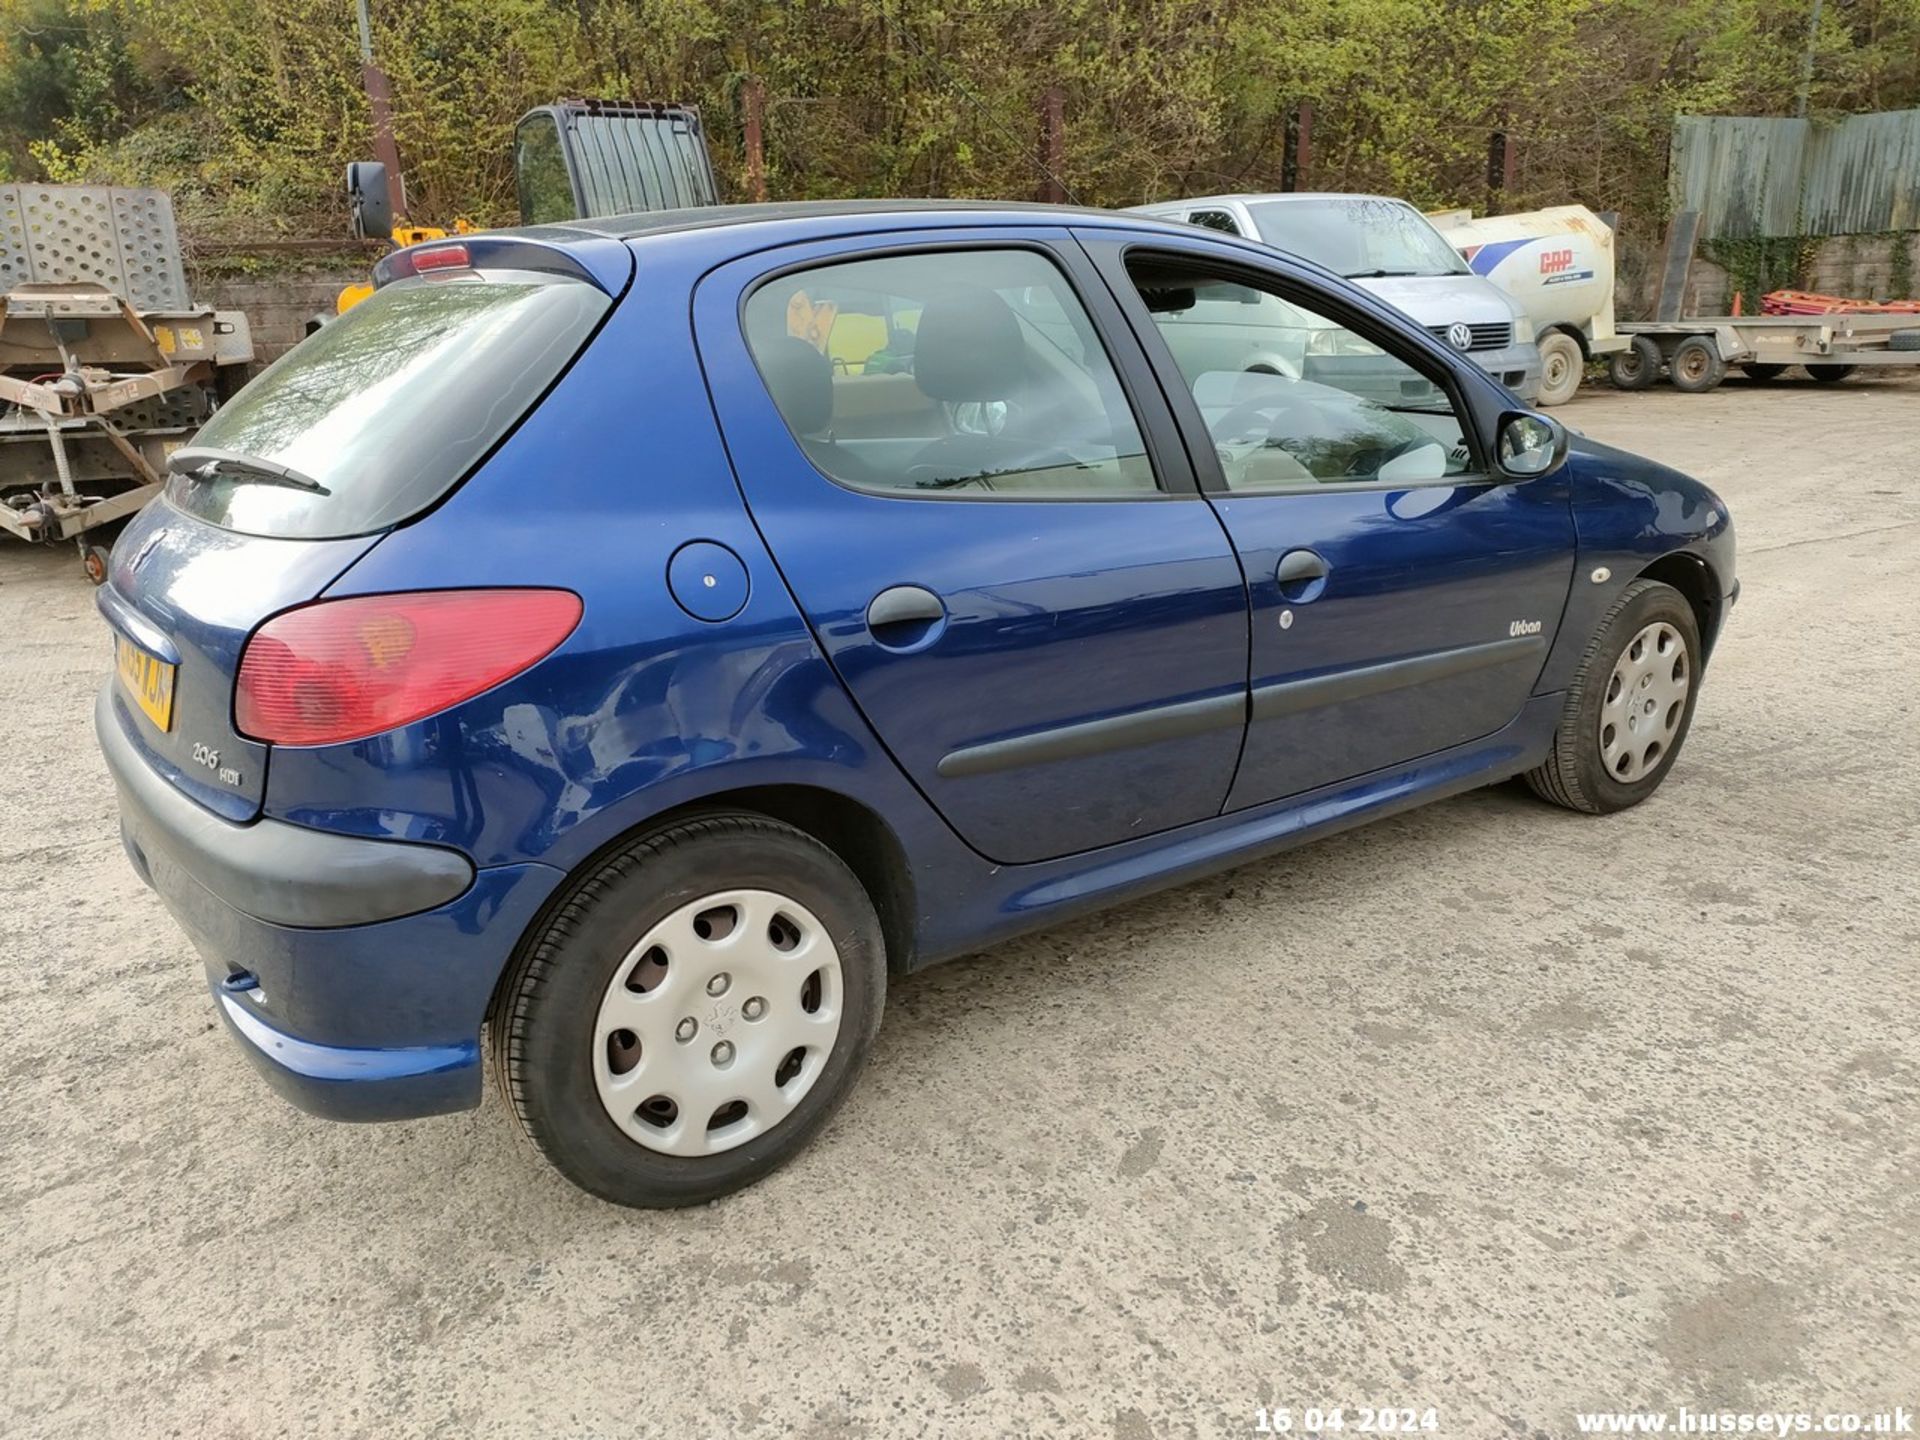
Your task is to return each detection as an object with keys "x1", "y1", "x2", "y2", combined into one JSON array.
[{"x1": 1432, "y1": 205, "x2": 1616, "y2": 344}]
